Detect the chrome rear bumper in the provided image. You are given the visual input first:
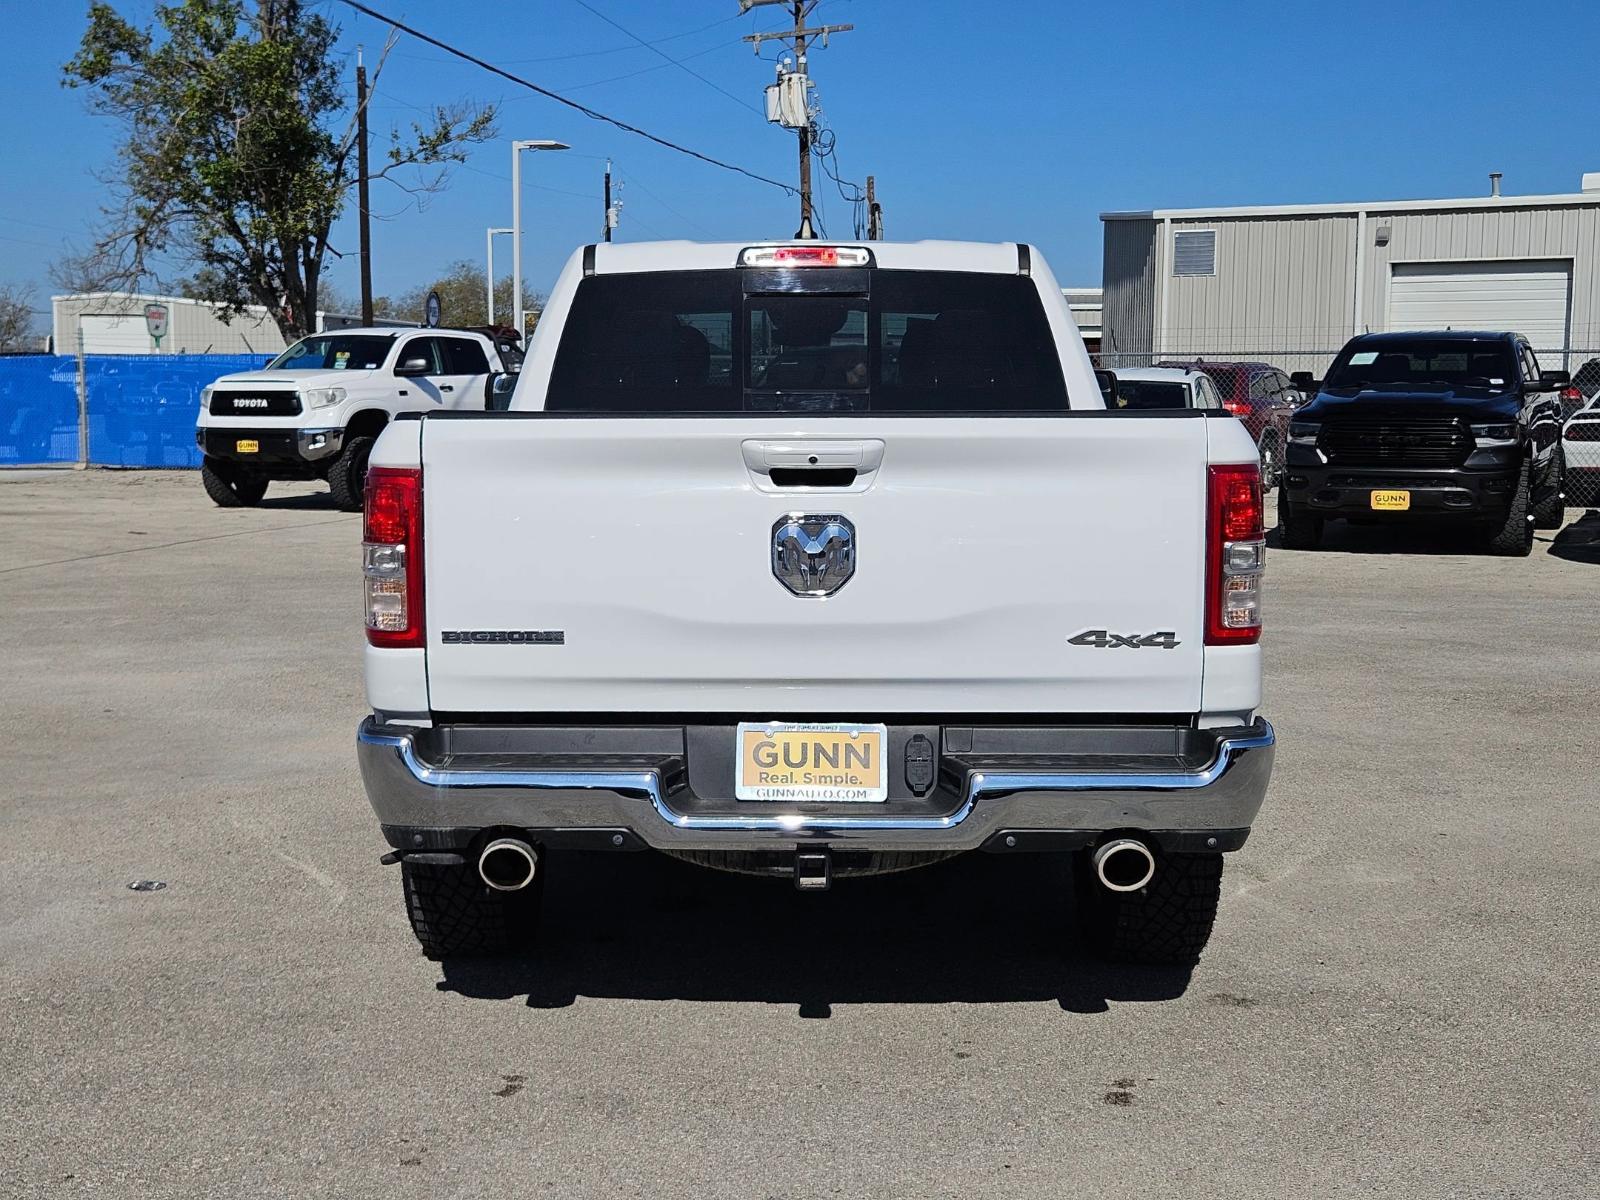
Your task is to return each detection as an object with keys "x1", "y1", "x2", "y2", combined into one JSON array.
[{"x1": 357, "y1": 717, "x2": 1276, "y2": 854}]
